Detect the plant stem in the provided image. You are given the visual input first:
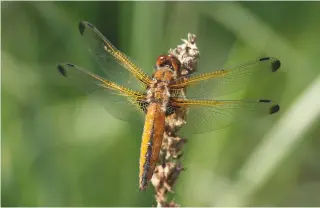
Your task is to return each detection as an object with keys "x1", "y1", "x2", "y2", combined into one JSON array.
[{"x1": 151, "y1": 34, "x2": 200, "y2": 207}]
